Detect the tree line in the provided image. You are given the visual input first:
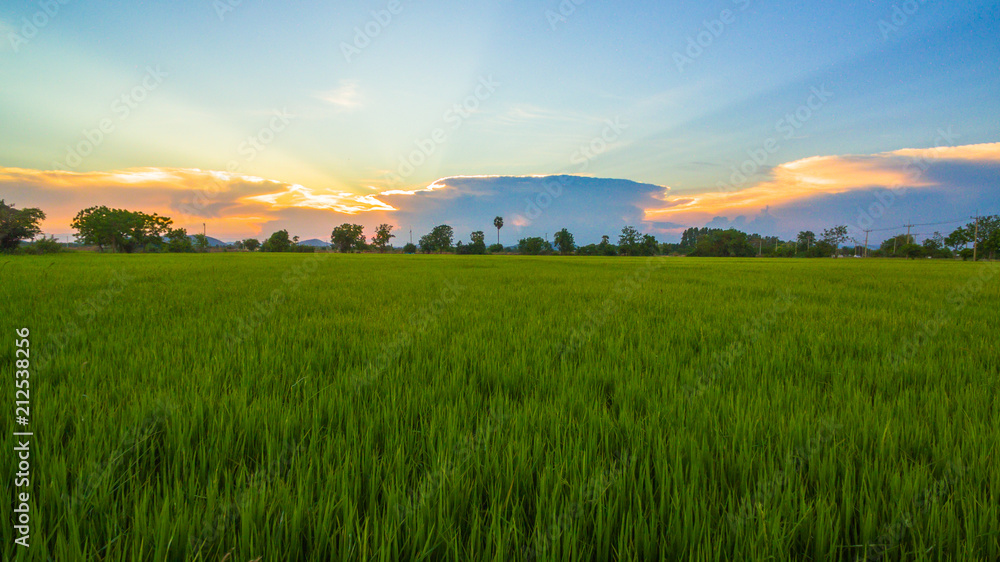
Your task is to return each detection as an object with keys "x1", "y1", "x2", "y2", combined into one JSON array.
[{"x1": 2, "y1": 200, "x2": 997, "y2": 260}]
